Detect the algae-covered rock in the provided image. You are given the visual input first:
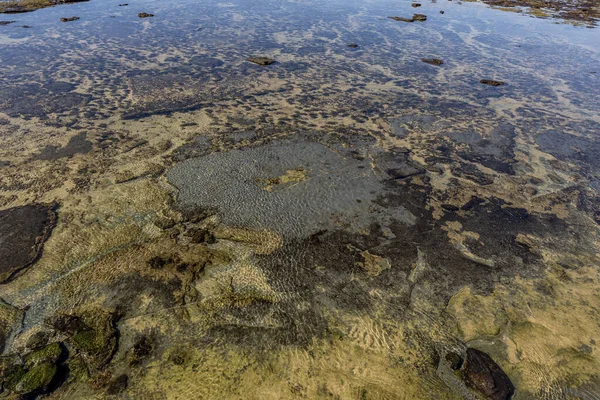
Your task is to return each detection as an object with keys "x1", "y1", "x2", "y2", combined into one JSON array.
[
  {"x1": 26, "y1": 330, "x2": 51, "y2": 350},
  {"x1": 69, "y1": 310, "x2": 118, "y2": 371},
  {"x1": 47, "y1": 309, "x2": 118, "y2": 371},
  {"x1": 15, "y1": 362, "x2": 57, "y2": 395},
  {"x1": 24, "y1": 342, "x2": 63, "y2": 368},
  {"x1": 0, "y1": 356, "x2": 26, "y2": 393}
]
